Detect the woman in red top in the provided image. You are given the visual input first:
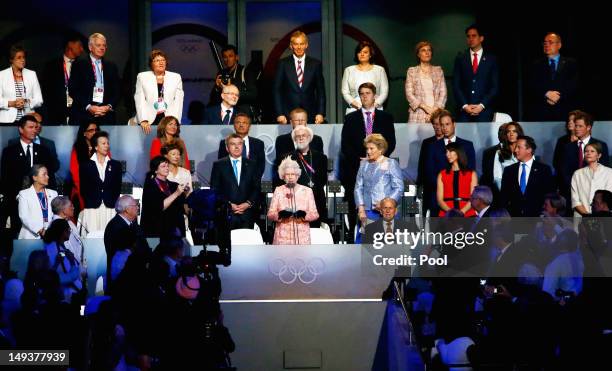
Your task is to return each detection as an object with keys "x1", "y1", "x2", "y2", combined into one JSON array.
[
  {"x1": 437, "y1": 142, "x2": 478, "y2": 217},
  {"x1": 149, "y1": 115, "x2": 190, "y2": 170},
  {"x1": 70, "y1": 122, "x2": 100, "y2": 213}
]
